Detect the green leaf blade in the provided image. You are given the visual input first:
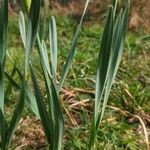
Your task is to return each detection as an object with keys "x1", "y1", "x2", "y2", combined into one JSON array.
[
  {"x1": 30, "y1": 64, "x2": 52, "y2": 145},
  {"x1": 0, "y1": 0, "x2": 8, "y2": 113},
  {"x1": 49, "y1": 16, "x2": 58, "y2": 82},
  {"x1": 24, "y1": 0, "x2": 41, "y2": 76},
  {"x1": 19, "y1": 11, "x2": 26, "y2": 49},
  {"x1": 4, "y1": 83, "x2": 25, "y2": 149},
  {"x1": 59, "y1": 0, "x2": 90, "y2": 90}
]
